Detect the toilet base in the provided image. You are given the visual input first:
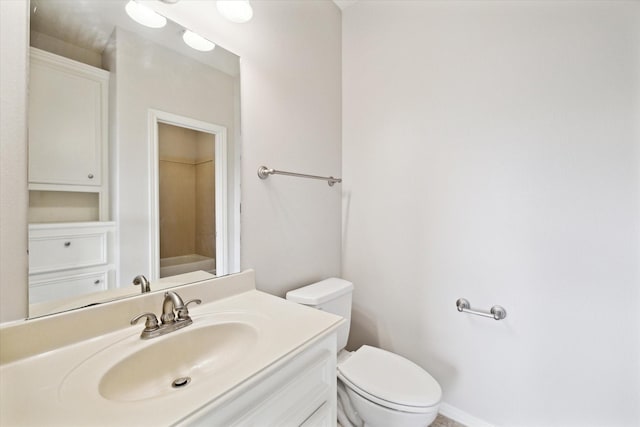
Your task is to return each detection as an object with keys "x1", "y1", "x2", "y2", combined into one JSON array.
[
  {"x1": 343, "y1": 380, "x2": 439, "y2": 427},
  {"x1": 337, "y1": 378, "x2": 363, "y2": 427}
]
